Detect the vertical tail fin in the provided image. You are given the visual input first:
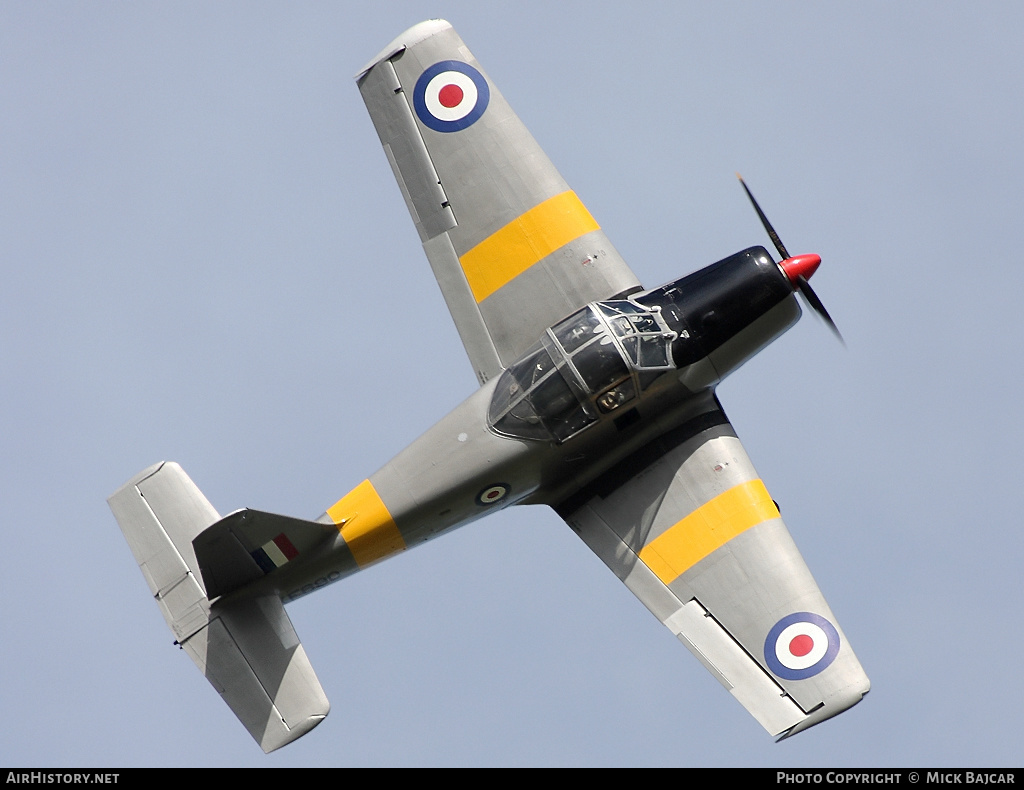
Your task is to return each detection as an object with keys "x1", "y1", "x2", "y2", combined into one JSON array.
[{"x1": 108, "y1": 462, "x2": 330, "y2": 752}]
